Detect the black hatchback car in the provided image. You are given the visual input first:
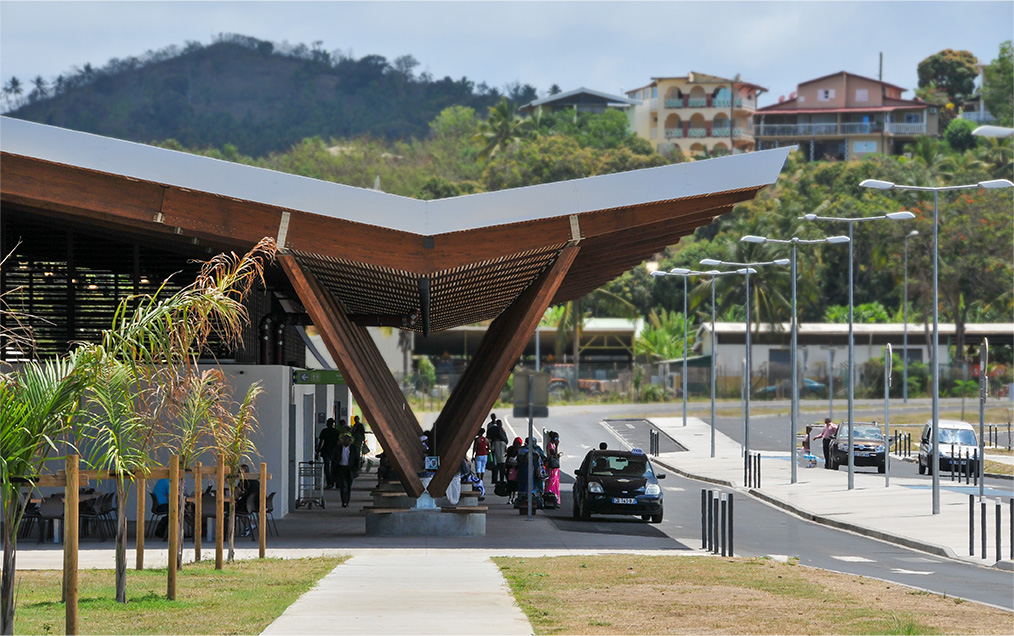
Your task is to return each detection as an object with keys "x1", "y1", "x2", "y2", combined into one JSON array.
[{"x1": 572, "y1": 448, "x2": 665, "y2": 523}]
